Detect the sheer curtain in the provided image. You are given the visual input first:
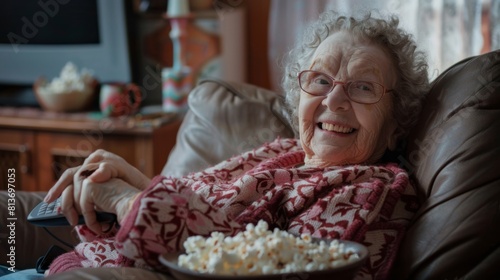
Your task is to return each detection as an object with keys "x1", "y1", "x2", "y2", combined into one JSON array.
[{"x1": 268, "y1": 0, "x2": 499, "y2": 91}]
